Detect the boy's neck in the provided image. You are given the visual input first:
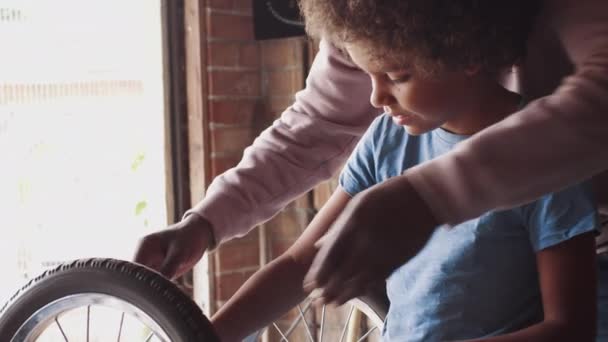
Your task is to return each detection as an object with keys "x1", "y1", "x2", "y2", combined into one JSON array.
[{"x1": 441, "y1": 81, "x2": 522, "y2": 136}]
